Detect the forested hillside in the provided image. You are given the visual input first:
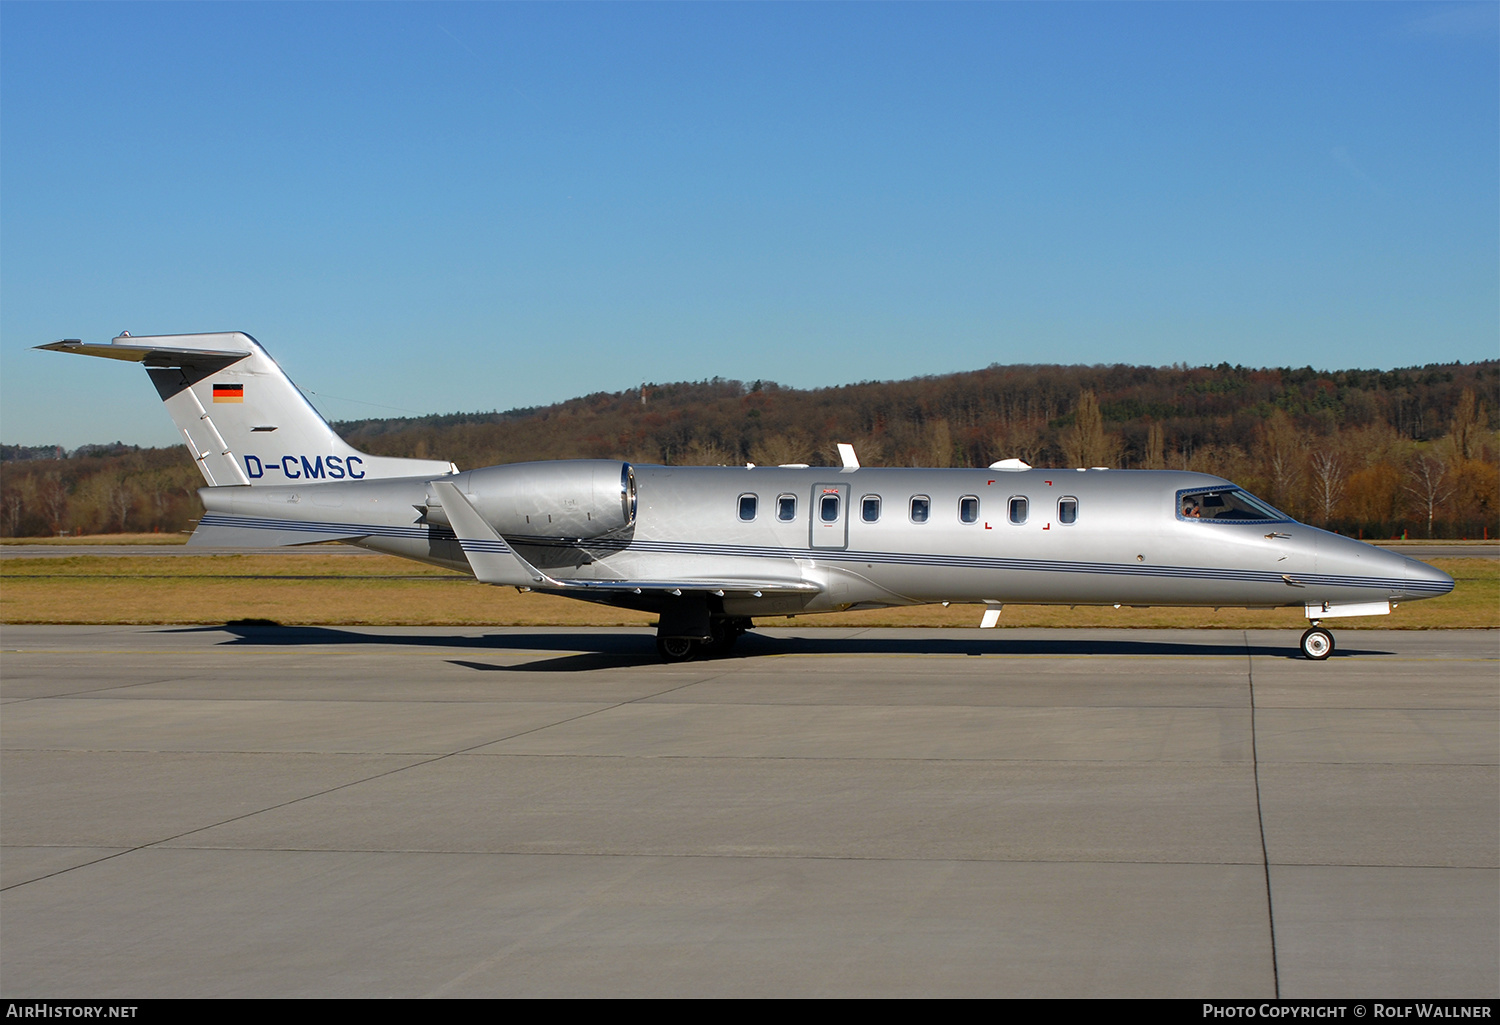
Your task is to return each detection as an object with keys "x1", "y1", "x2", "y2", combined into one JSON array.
[{"x1": 4, "y1": 360, "x2": 1496, "y2": 539}]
